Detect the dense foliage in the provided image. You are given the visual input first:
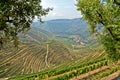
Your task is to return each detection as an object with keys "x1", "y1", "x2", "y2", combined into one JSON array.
[
  {"x1": 77, "y1": 0, "x2": 120, "y2": 61},
  {"x1": 0, "y1": 0, "x2": 51, "y2": 47}
]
